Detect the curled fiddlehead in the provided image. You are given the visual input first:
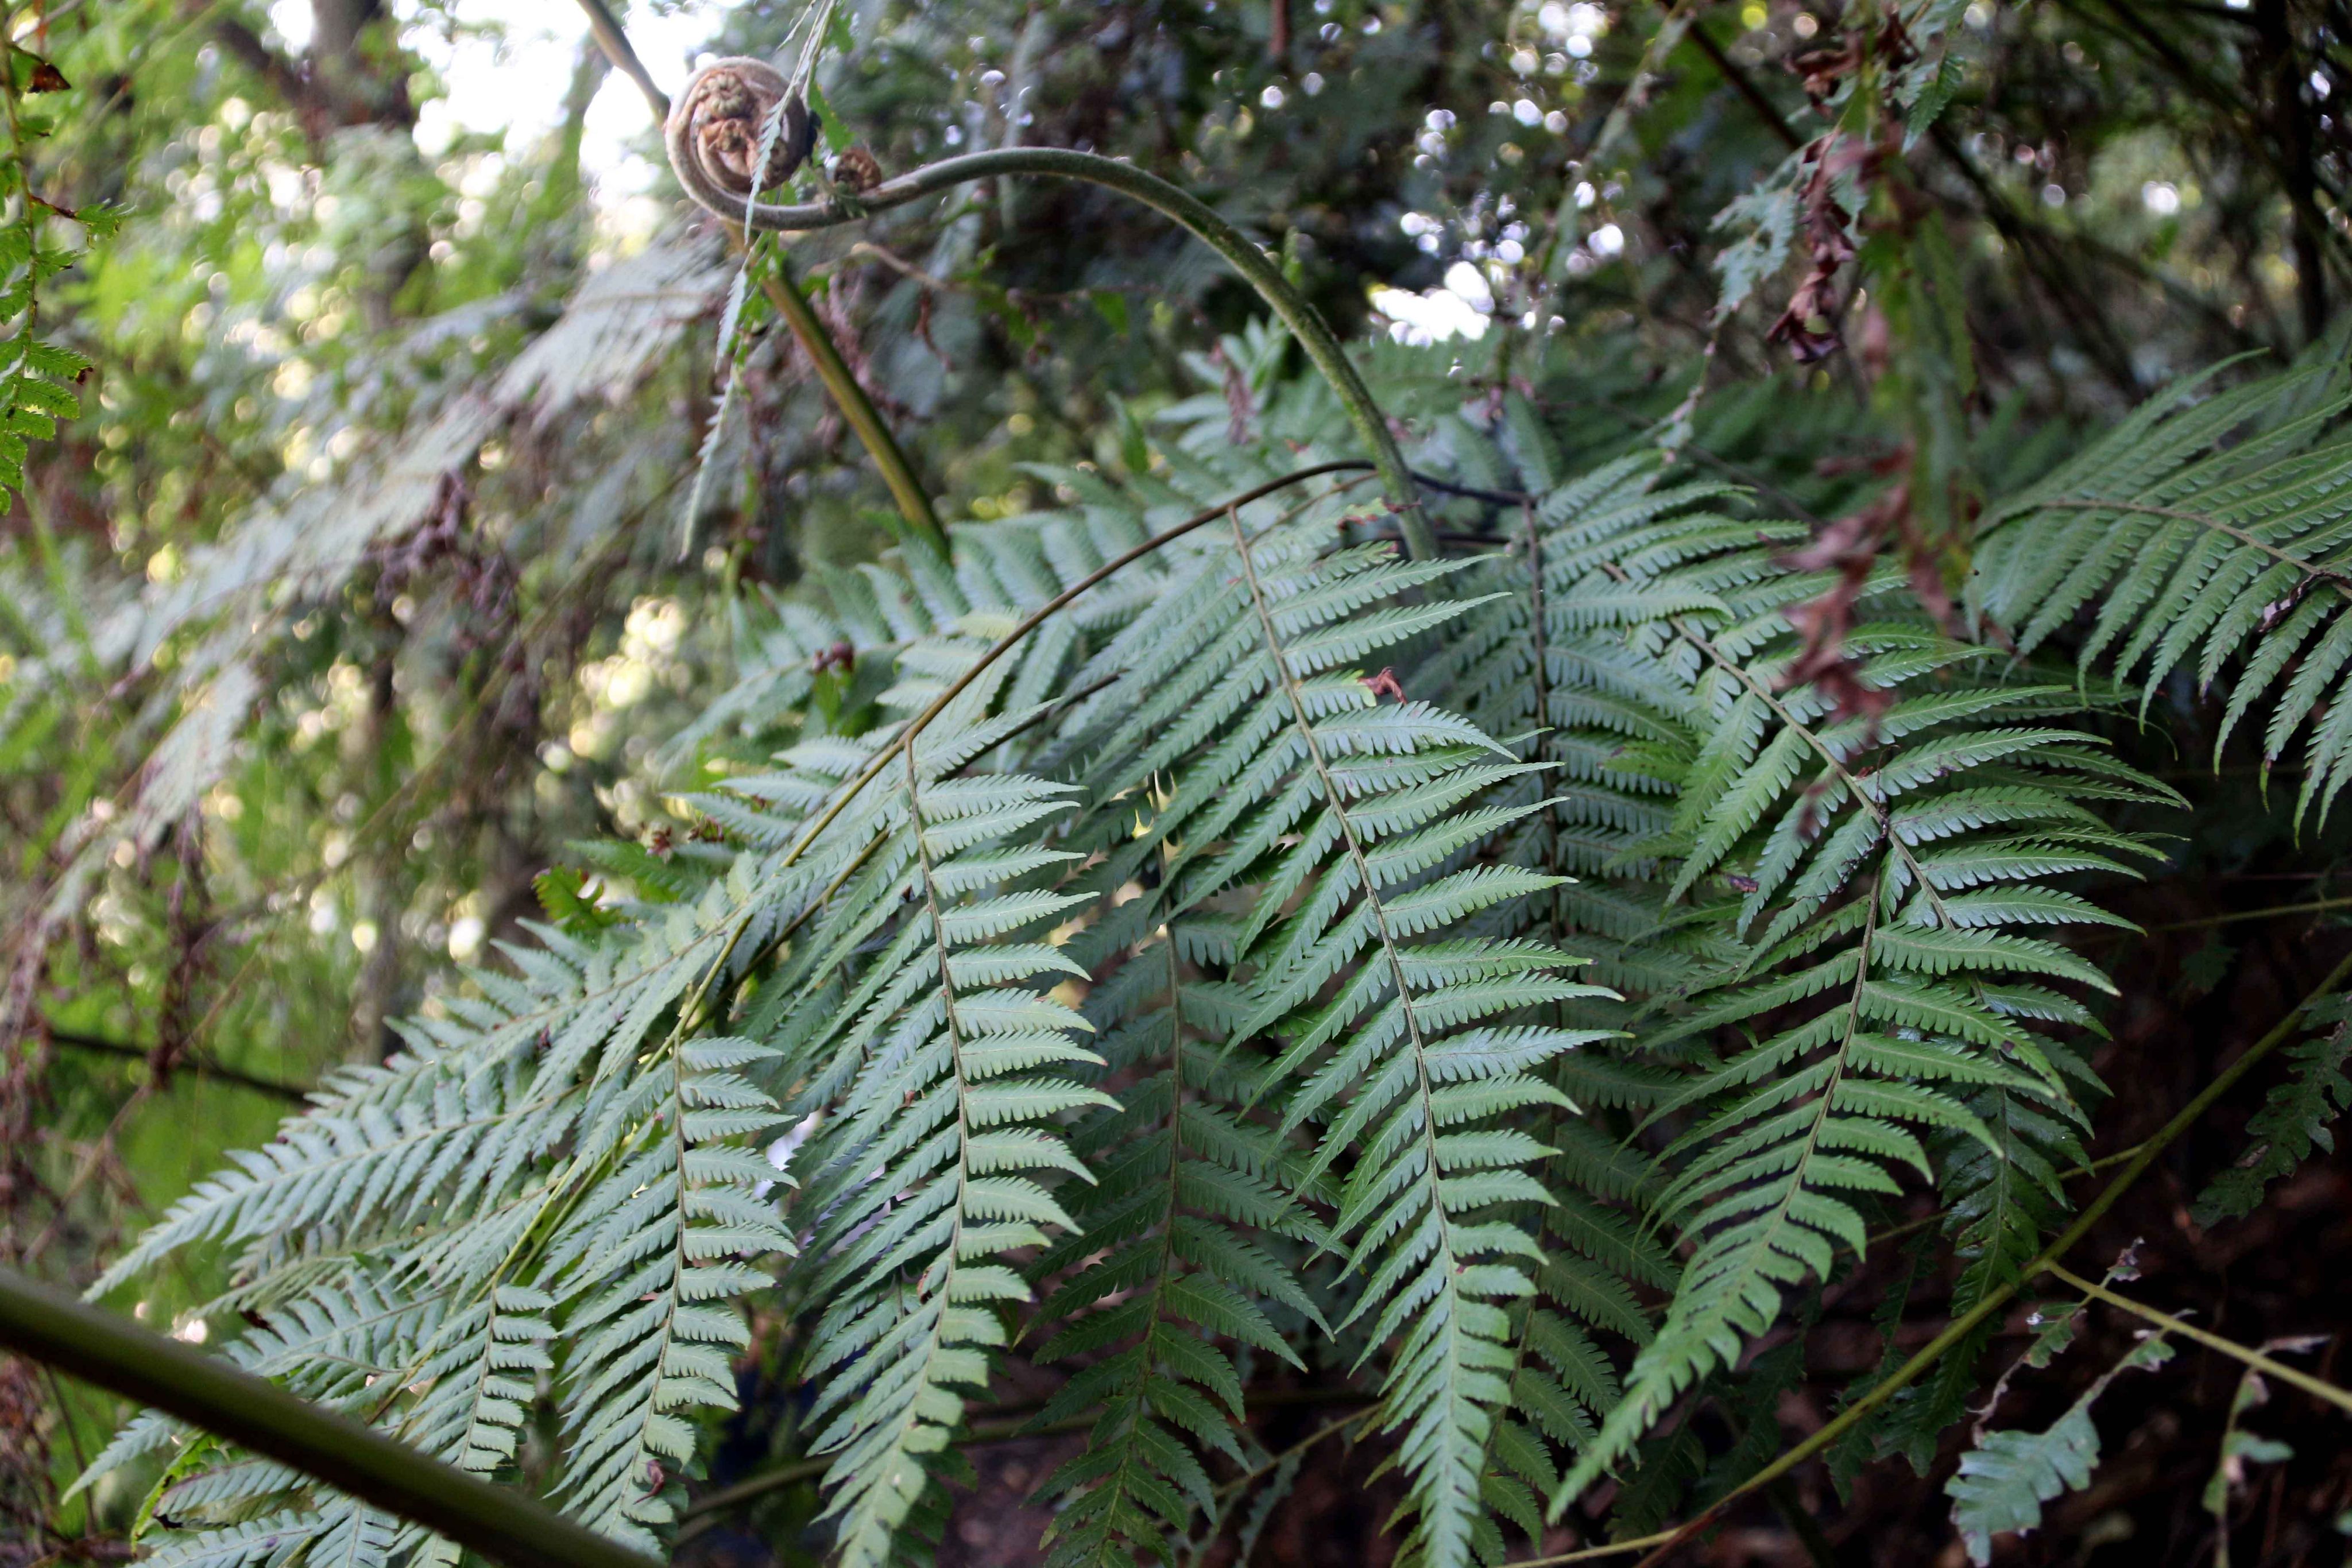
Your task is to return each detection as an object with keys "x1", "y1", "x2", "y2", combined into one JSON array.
[
  {"x1": 665, "y1": 57, "x2": 820, "y2": 216},
  {"x1": 657, "y1": 61, "x2": 1429, "y2": 553}
]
